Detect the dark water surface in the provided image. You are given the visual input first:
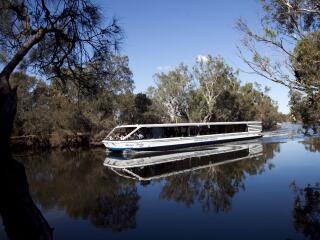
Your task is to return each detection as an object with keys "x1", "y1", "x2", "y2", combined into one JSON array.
[{"x1": 1, "y1": 124, "x2": 320, "y2": 240}]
